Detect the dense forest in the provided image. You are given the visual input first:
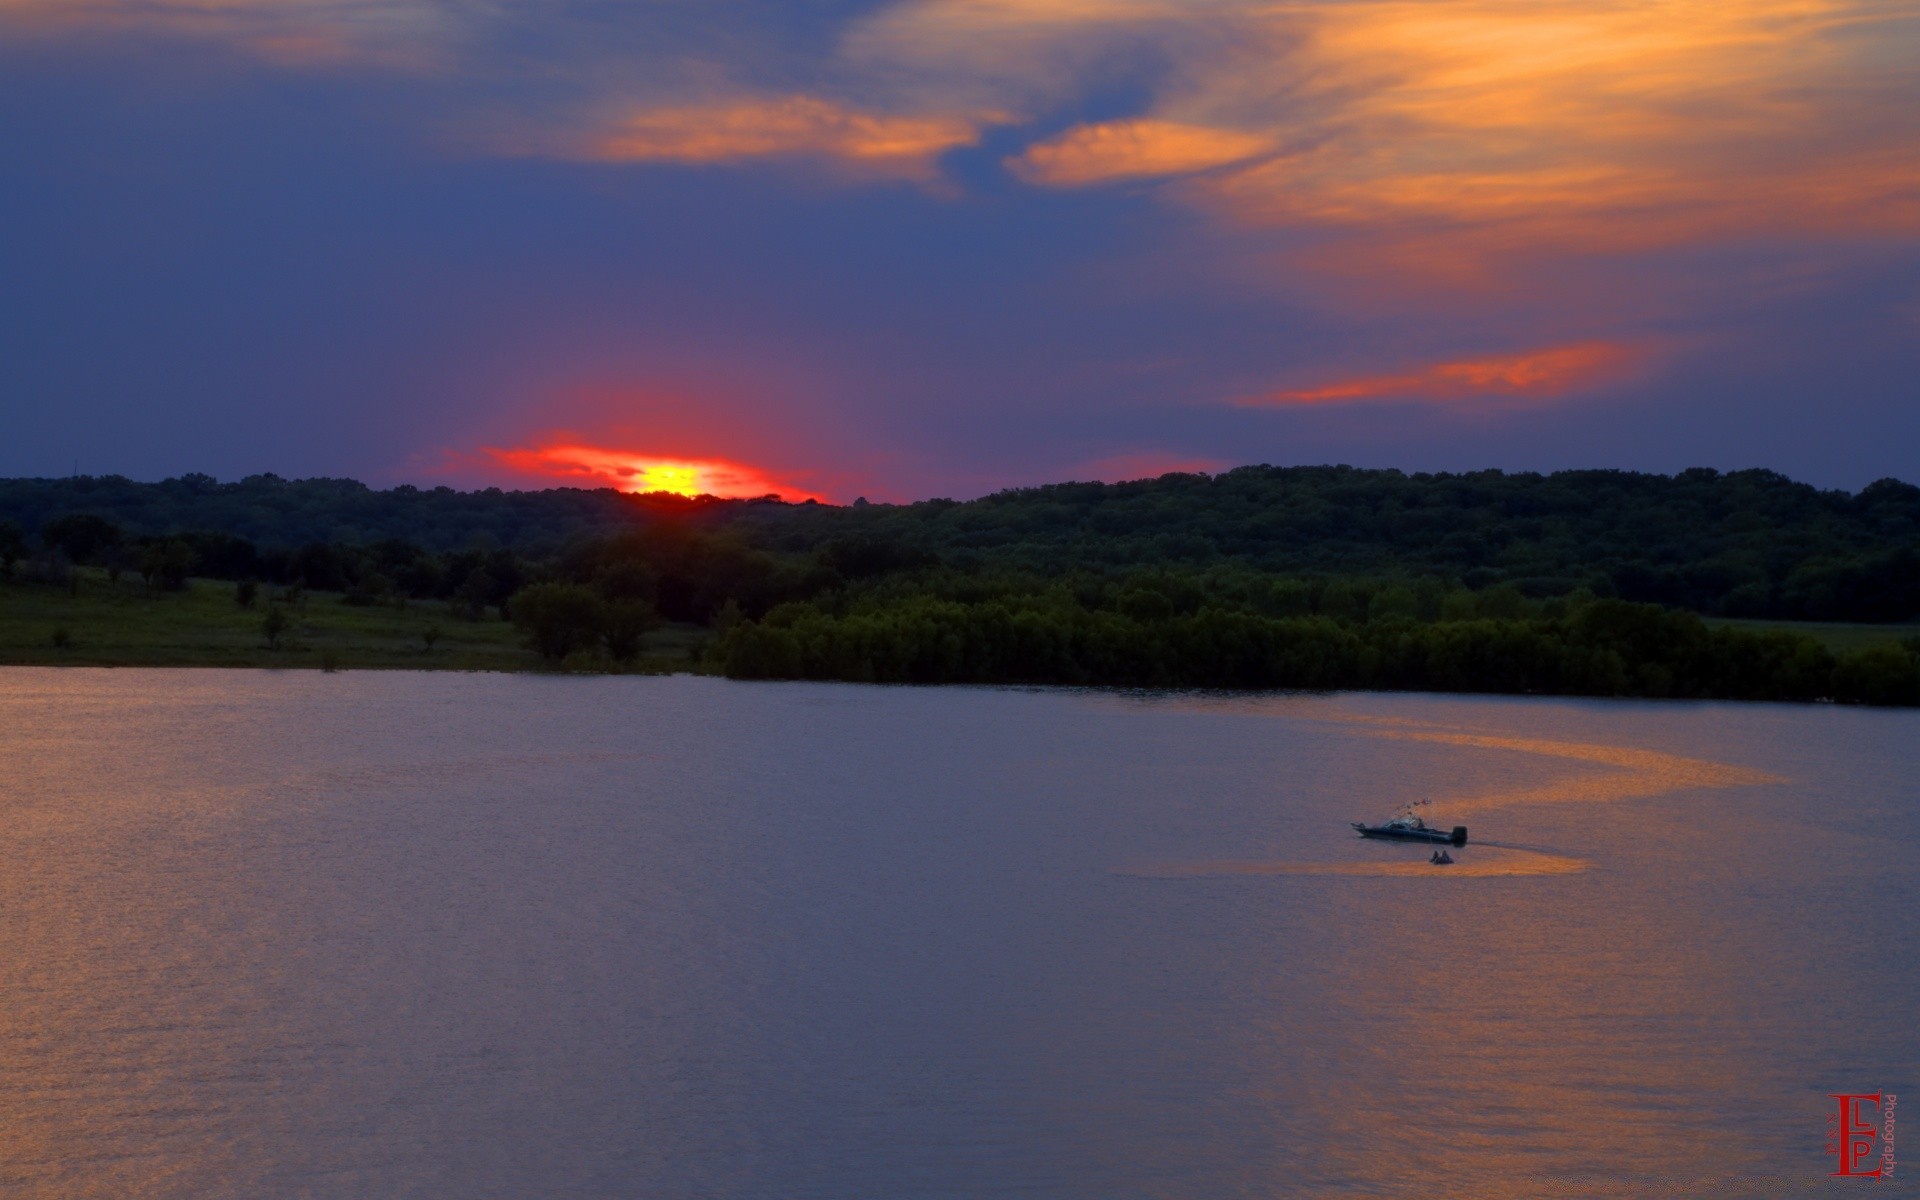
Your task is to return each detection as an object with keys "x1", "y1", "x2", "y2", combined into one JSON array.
[
  {"x1": 4, "y1": 465, "x2": 1918, "y2": 622},
  {"x1": 2, "y1": 466, "x2": 1918, "y2": 704},
  {"x1": 0, "y1": 472, "x2": 725, "y2": 551},
  {"x1": 740, "y1": 466, "x2": 1920, "y2": 624}
]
